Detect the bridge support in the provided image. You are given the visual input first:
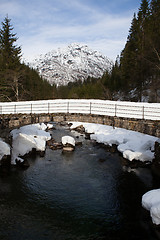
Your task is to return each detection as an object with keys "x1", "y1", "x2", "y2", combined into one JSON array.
[{"x1": 0, "y1": 113, "x2": 159, "y2": 138}]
